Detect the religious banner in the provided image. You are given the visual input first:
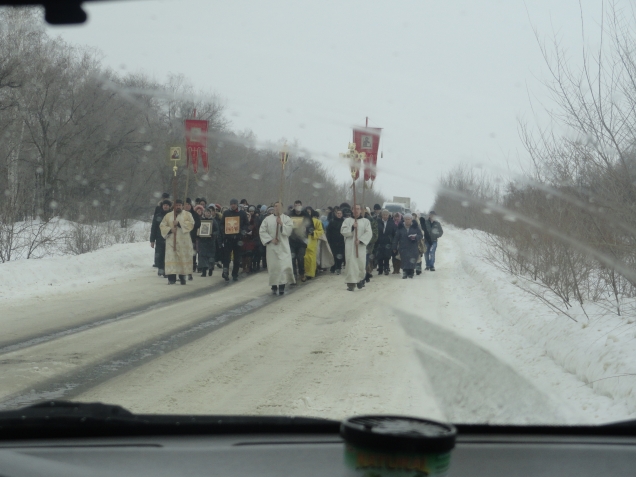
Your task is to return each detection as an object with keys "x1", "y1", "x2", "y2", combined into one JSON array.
[
  {"x1": 224, "y1": 216, "x2": 240, "y2": 235},
  {"x1": 184, "y1": 119, "x2": 209, "y2": 173},
  {"x1": 352, "y1": 126, "x2": 382, "y2": 181}
]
